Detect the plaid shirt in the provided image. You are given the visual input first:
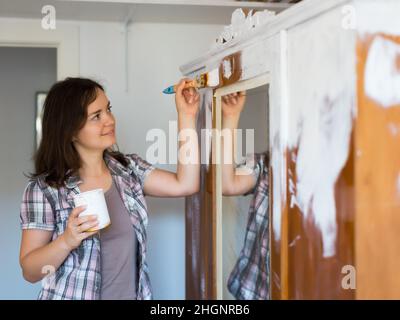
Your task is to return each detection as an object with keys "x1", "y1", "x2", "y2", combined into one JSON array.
[
  {"x1": 20, "y1": 153, "x2": 155, "y2": 300},
  {"x1": 227, "y1": 153, "x2": 270, "y2": 300}
]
